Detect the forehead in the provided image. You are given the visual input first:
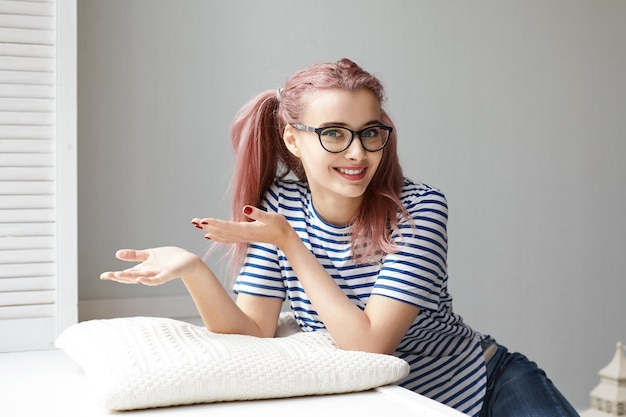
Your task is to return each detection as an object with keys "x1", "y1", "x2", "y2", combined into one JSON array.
[{"x1": 300, "y1": 88, "x2": 381, "y2": 126}]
